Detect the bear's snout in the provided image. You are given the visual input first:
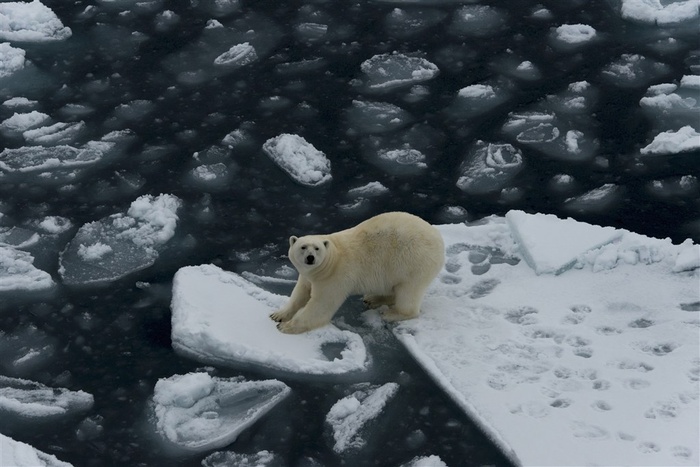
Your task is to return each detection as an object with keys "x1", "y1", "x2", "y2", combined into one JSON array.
[{"x1": 305, "y1": 255, "x2": 315, "y2": 265}]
